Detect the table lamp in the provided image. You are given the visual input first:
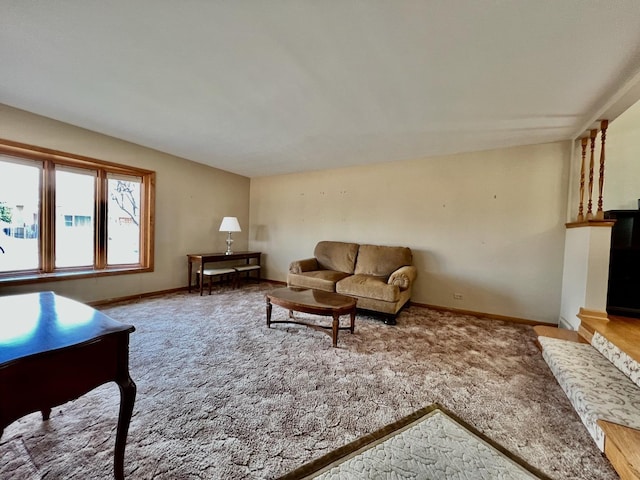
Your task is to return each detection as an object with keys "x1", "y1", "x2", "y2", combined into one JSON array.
[{"x1": 219, "y1": 216, "x2": 241, "y2": 255}]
